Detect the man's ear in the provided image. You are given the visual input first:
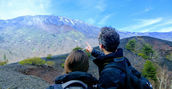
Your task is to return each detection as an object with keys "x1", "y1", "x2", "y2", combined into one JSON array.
[{"x1": 99, "y1": 44, "x2": 104, "y2": 49}]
